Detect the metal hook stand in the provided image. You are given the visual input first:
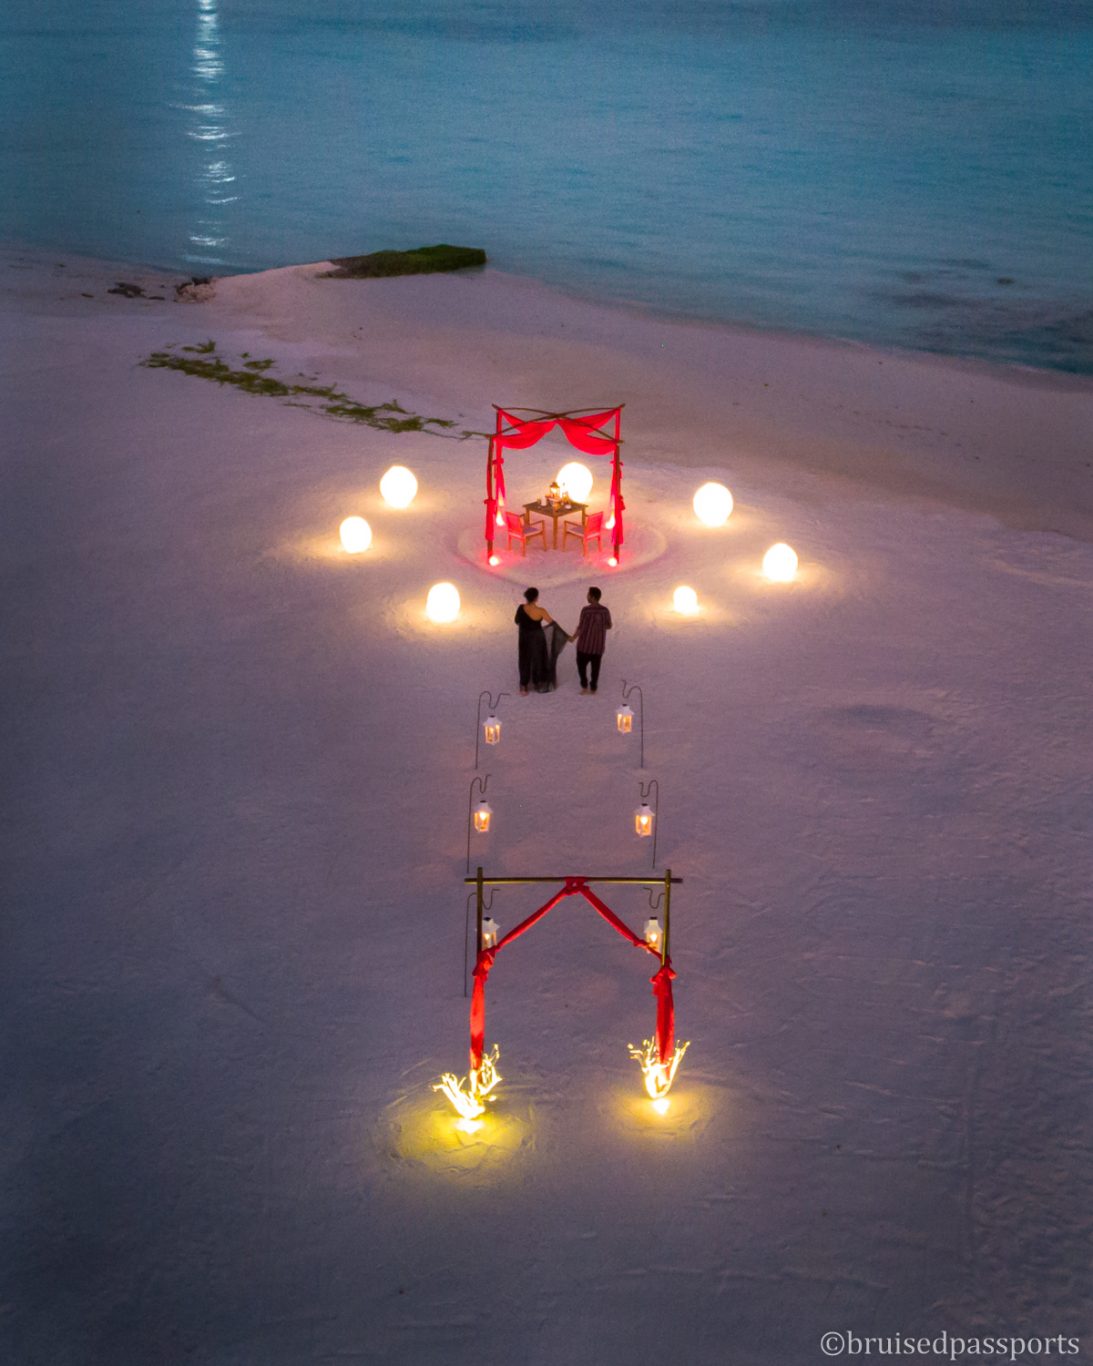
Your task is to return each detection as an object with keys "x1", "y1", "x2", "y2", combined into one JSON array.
[
  {"x1": 466, "y1": 774, "x2": 491, "y2": 875},
  {"x1": 475, "y1": 690, "x2": 510, "y2": 770},
  {"x1": 464, "y1": 886, "x2": 495, "y2": 997},
  {"x1": 646, "y1": 886, "x2": 665, "y2": 913},
  {"x1": 621, "y1": 679, "x2": 645, "y2": 769},
  {"x1": 638, "y1": 777, "x2": 659, "y2": 870}
]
